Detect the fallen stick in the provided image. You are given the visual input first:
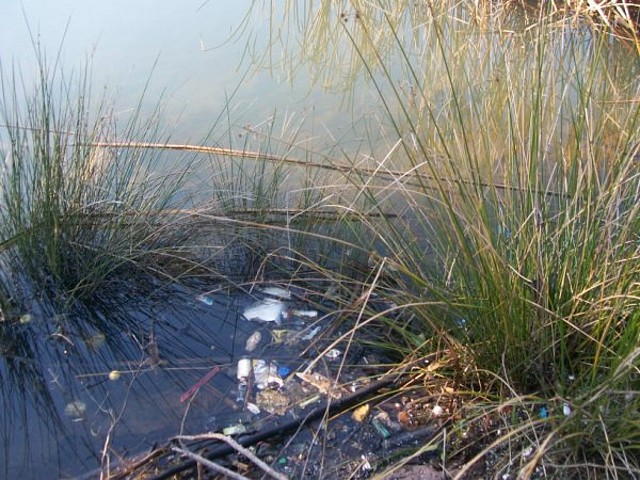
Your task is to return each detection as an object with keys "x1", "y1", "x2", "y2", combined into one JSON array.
[
  {"x1": 90, "y1": 141, "x2": 569, "y2": 198},
  {"x1": 171, "y1": 446, "x2": 252, "y2": 480},
  {"x1": 174, "y1": 433, "x2": 288, "y2": 480}
]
